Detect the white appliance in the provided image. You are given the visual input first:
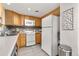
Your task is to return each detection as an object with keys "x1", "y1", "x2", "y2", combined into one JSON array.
[
  {"x1": 41, "y1": 15, "x2": 58, "y2": 56},
  {"x1": 25, "y1": 19, "x2": 35, "y2": 26},
  {"x1": 25, "y1": 30, "x2": 35, "y2": 46}
]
